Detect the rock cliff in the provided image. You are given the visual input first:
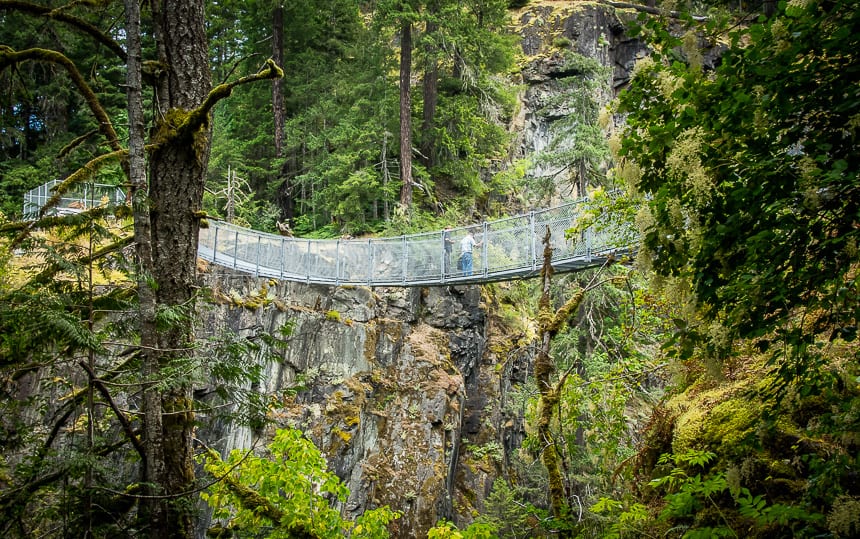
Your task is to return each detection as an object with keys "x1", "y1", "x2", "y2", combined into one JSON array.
[{"x1": 197, "y1": 271, "x2": 504, "y2": 536}]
